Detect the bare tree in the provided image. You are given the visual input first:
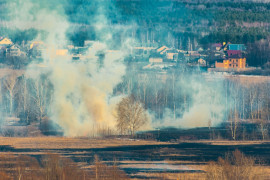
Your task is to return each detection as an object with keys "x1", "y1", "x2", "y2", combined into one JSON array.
[
  {"x1": 172, "y1": 72, "x2": 176, "y2": 121},
  {"x1": 116, "y1": 96, "x2": 149, "y2": 136},
  {"x1": 229, "y1": 81, "x2": 240, "y2": 140},
  {"x1": 229, "y1": 110, "x2": 239, "y2": 140},
  {"x1": 249, "y1": 84, "x2": 257, "y2": 120},
  {"x1": 3, "y1": 73, "x2": 18, "y2": 115},
  {"x1": 139, "y1": 73, "x2": 148, "y2": 104},
  {"x1": 259, "y1": 108, "x2": 269, "y2": 140},
  {"x1": 32, "y1": 77, "x2": 48, "y2": 124},
  {"x1": 15, "y1": 76, "x2": 31, "y2": 124}
]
